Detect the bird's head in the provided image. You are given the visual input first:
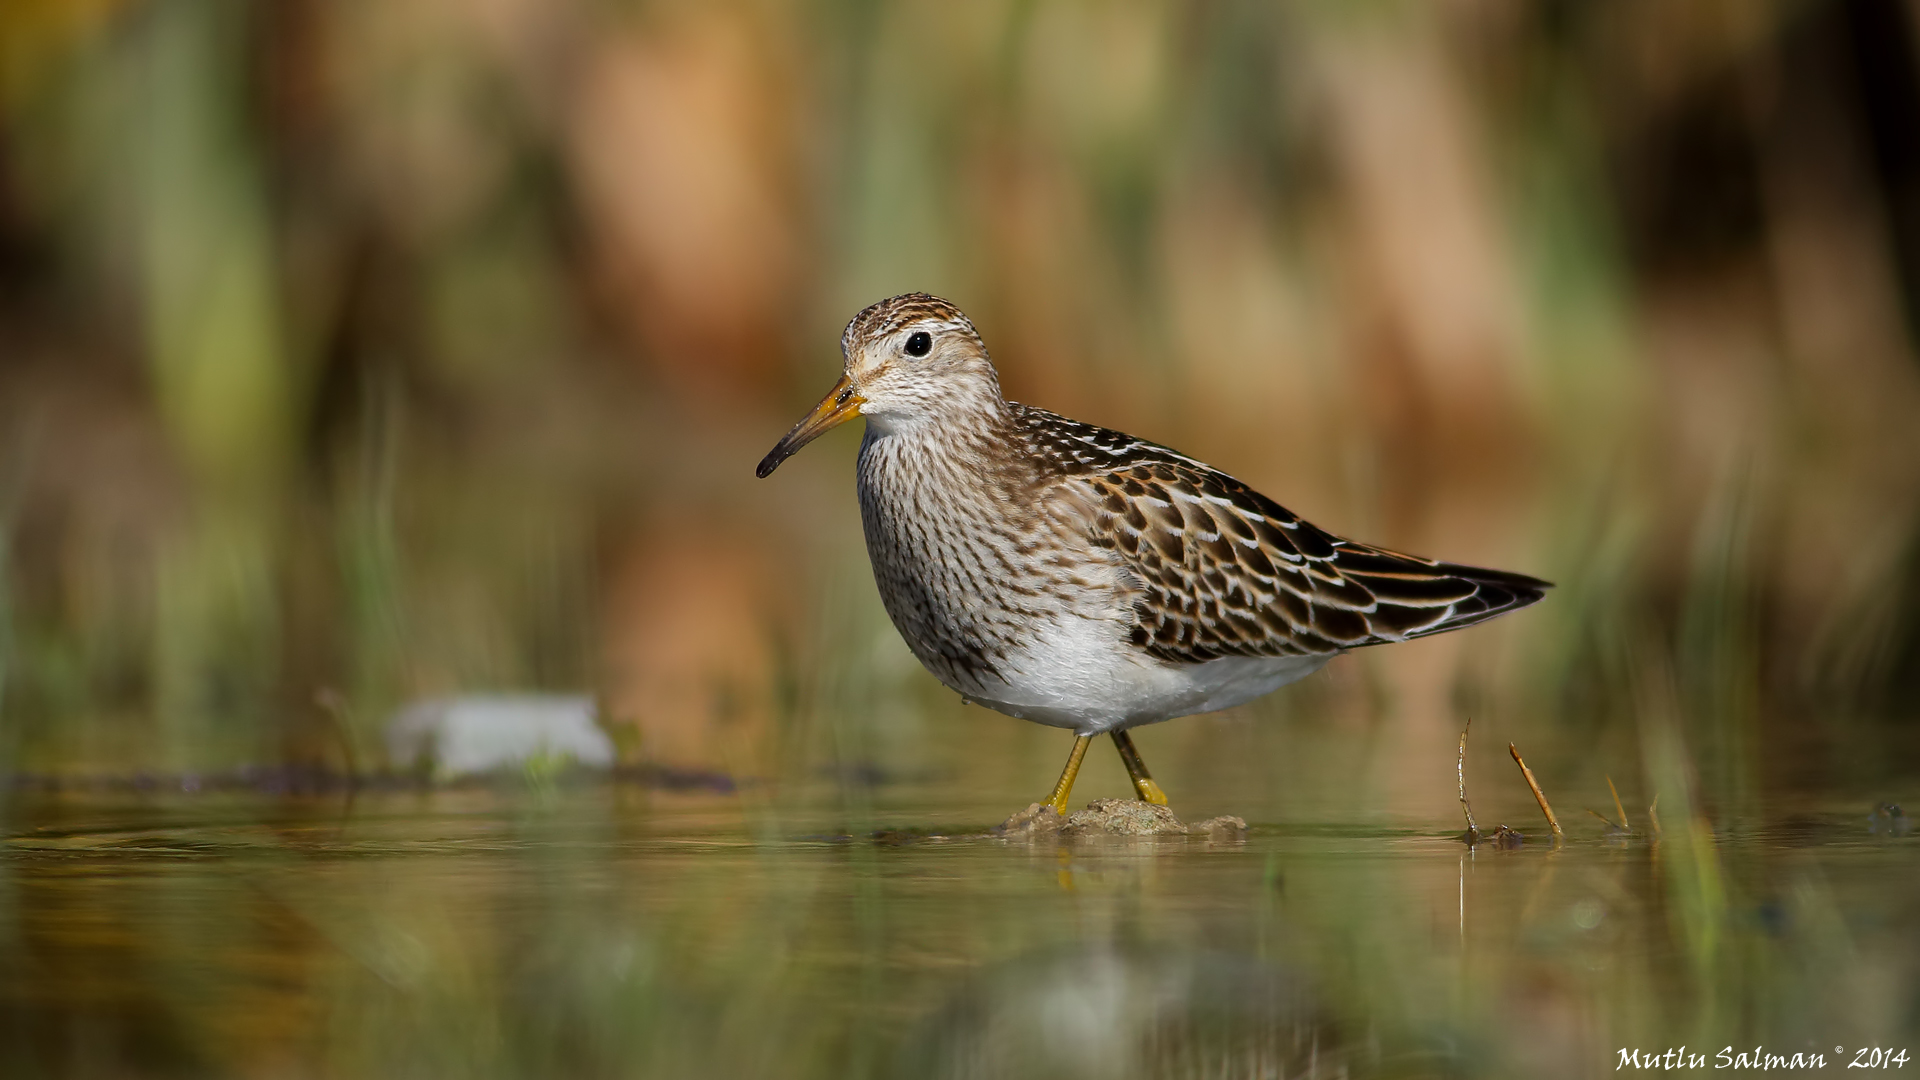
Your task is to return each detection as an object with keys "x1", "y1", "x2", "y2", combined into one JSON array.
[{"x1": 756, "y1": 293, "x2": 1002, "y2": 478}]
